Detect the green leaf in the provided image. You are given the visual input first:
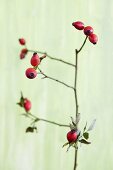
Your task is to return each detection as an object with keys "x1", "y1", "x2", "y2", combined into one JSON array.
[
  {"x1": 79, "y1": 139, "x2": 91, "y2": 144},
  {"x1": 26, "y1": 126, "x2": 37, "y2": 133},
  {"x1": 83, "y1": 132, "x2": 89, "y2": 140},
  {"x1": 26, "y1": 127, "x2": 34, "y2": 133}
]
